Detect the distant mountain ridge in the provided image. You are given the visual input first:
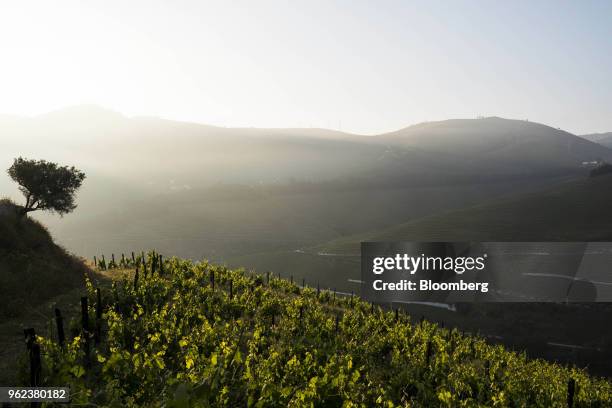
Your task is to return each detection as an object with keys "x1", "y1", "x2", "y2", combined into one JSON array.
[
  {"x1": 581, "y1": 132, "x2": 612, "y2": 149},
  {"x1": 376, "y1": 117, "x2": 612, "y2": 167},
  {"x1": 22, "y1": 105, "x2": 612, "y2": 143},
  {"x1": 3, "y1": 105, "x2": 608, "y2": 187},
  {"x1": 3, "y1": 107, "x2": 612, "y2": 224}
]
